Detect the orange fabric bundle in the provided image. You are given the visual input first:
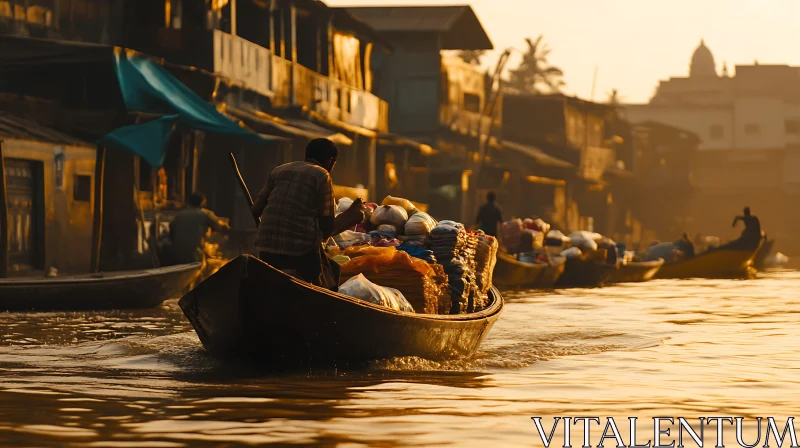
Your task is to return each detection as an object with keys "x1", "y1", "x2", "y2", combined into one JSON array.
[
  {"x1": 344, "y1": 246, "x2": 396, "y2": 259},
  {"x1": 340, "y1": 247, "x2": 432, "y2": 276}
]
